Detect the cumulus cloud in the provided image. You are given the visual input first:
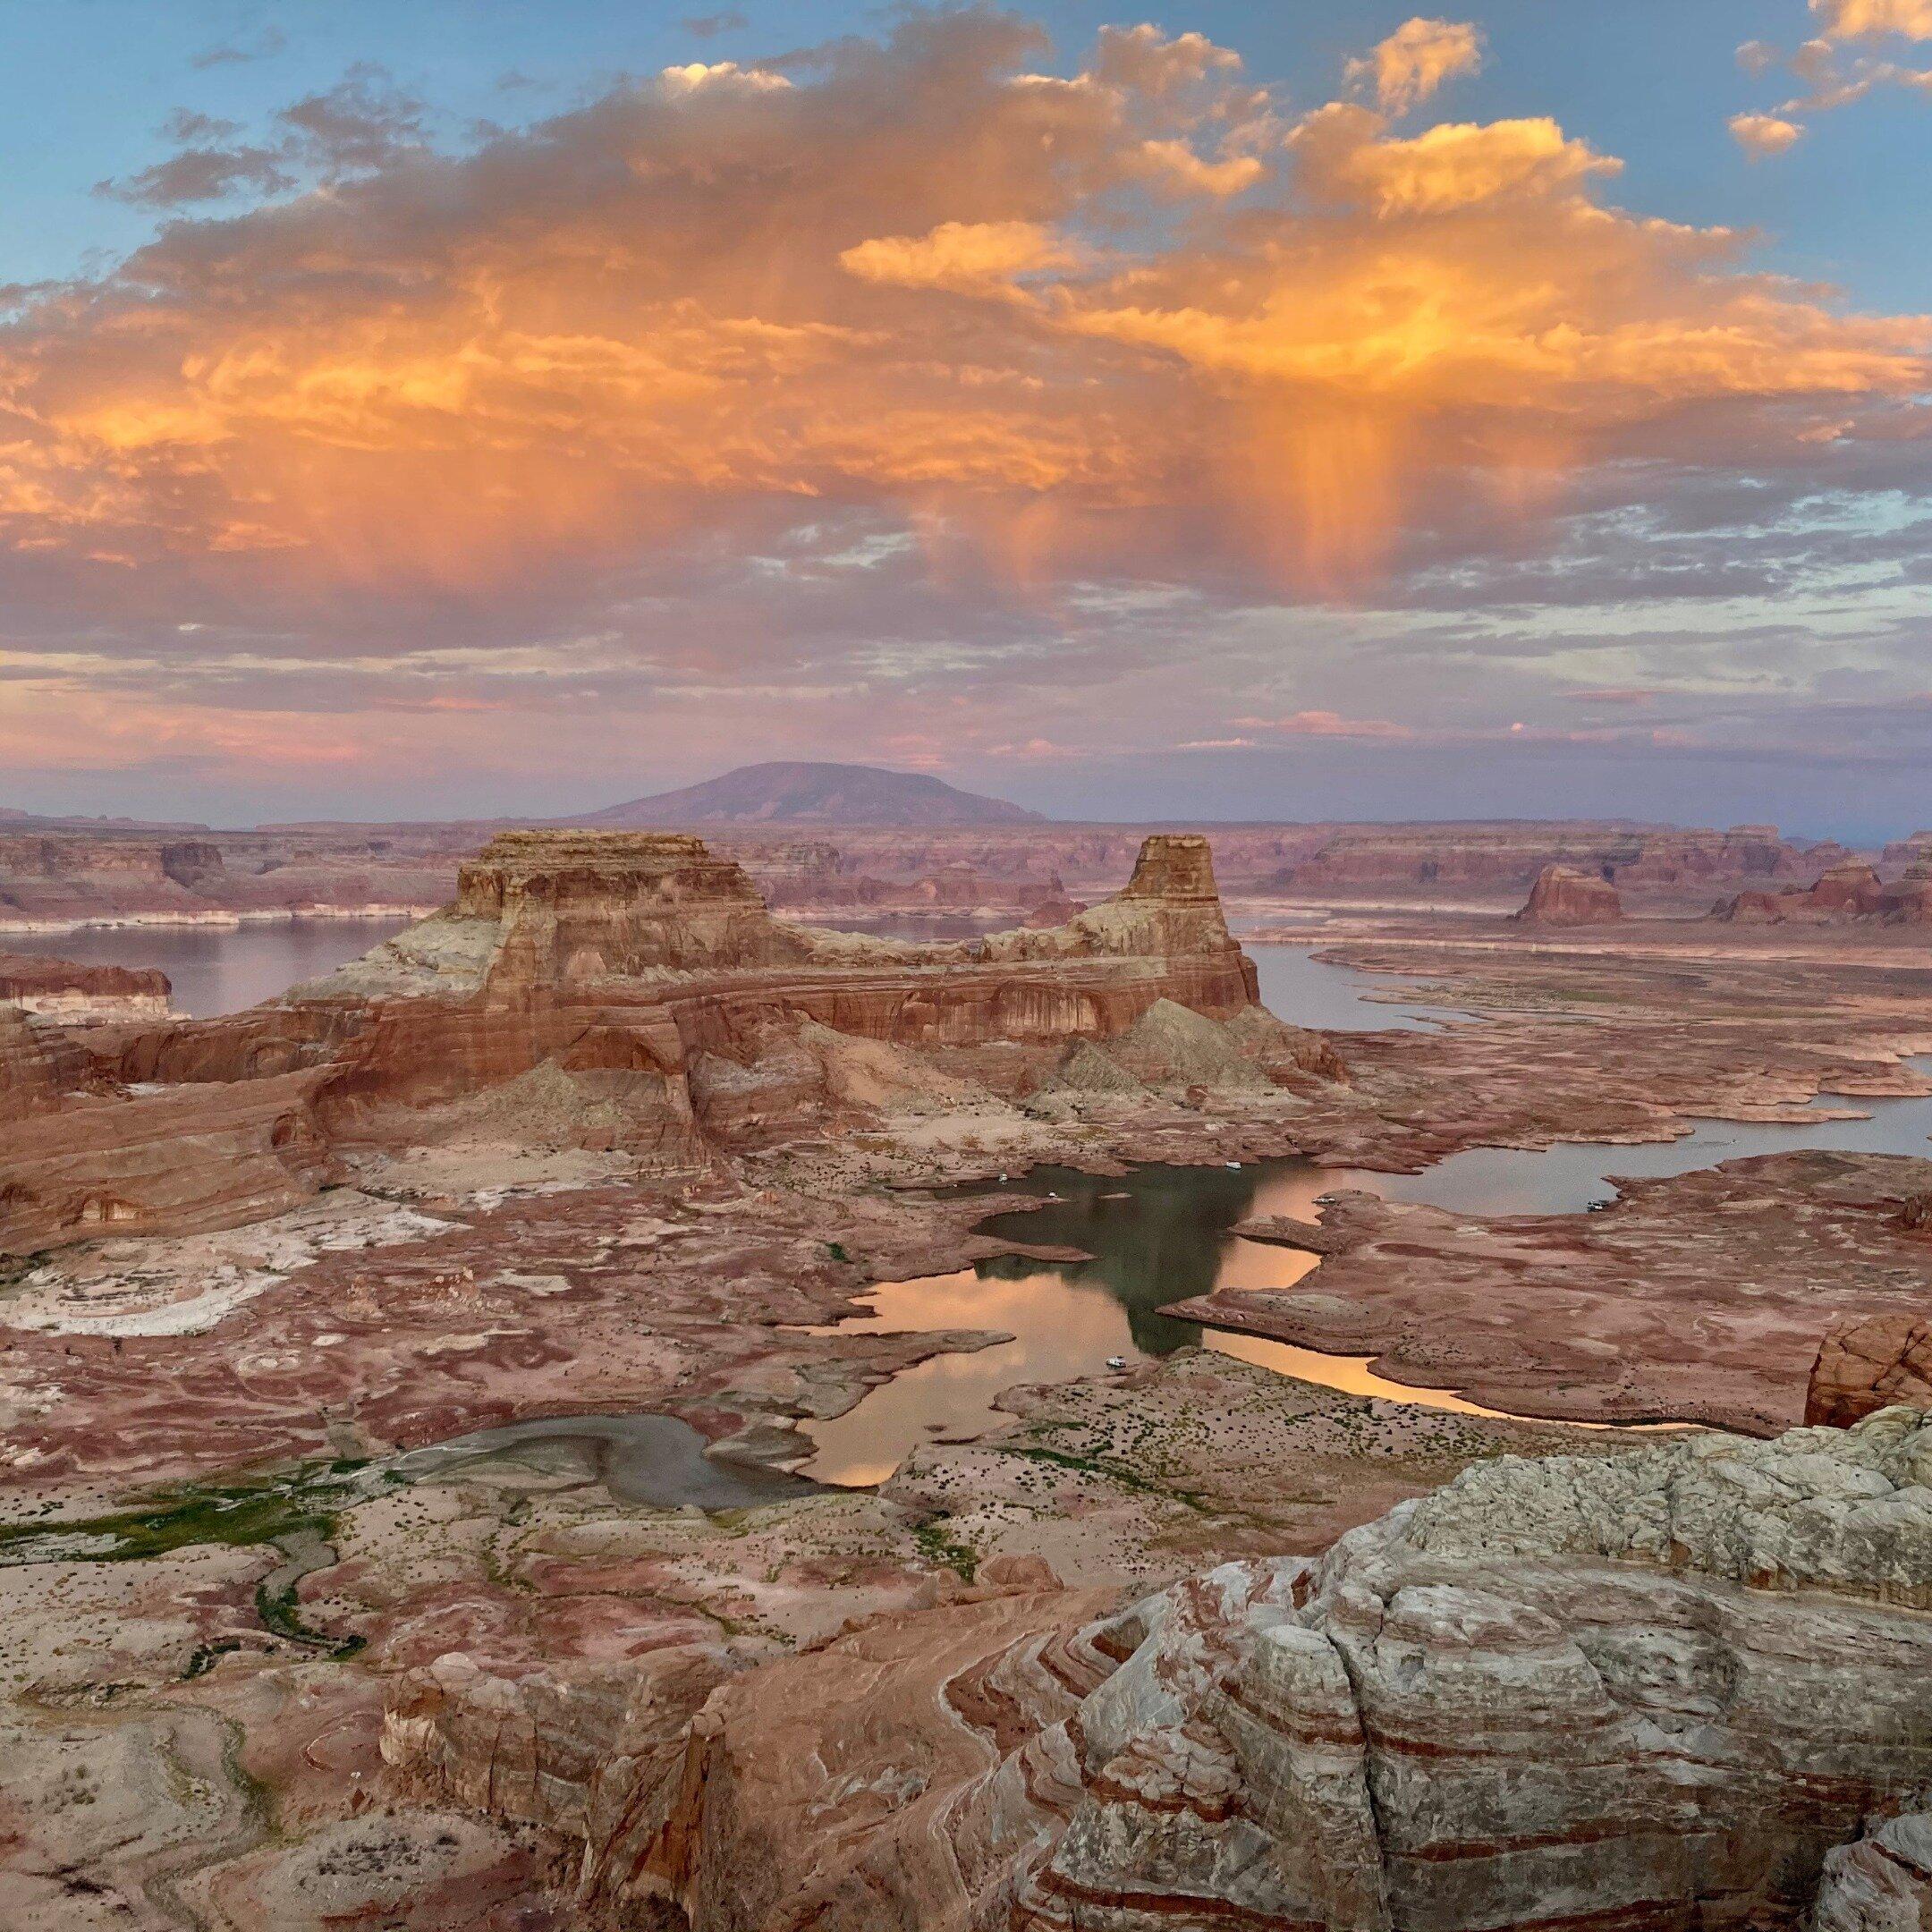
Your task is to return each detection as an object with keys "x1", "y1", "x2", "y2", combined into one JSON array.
[
  {"x1": 1810, "y1": 0, "x2": 1932, "y2": 39},
  {"x1": 1347, "y1": 17, "x2": 1484, "y2": 114},
  {"x1": 1730, "y1": 111, "x2": 1806, "y2": 155},
  {"x1": 4, "y1": 9, "x2": 1929, "y2": 809},
  {"x1": 1736, "y1": 2, "x2": 1932, "y2": 139}
]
